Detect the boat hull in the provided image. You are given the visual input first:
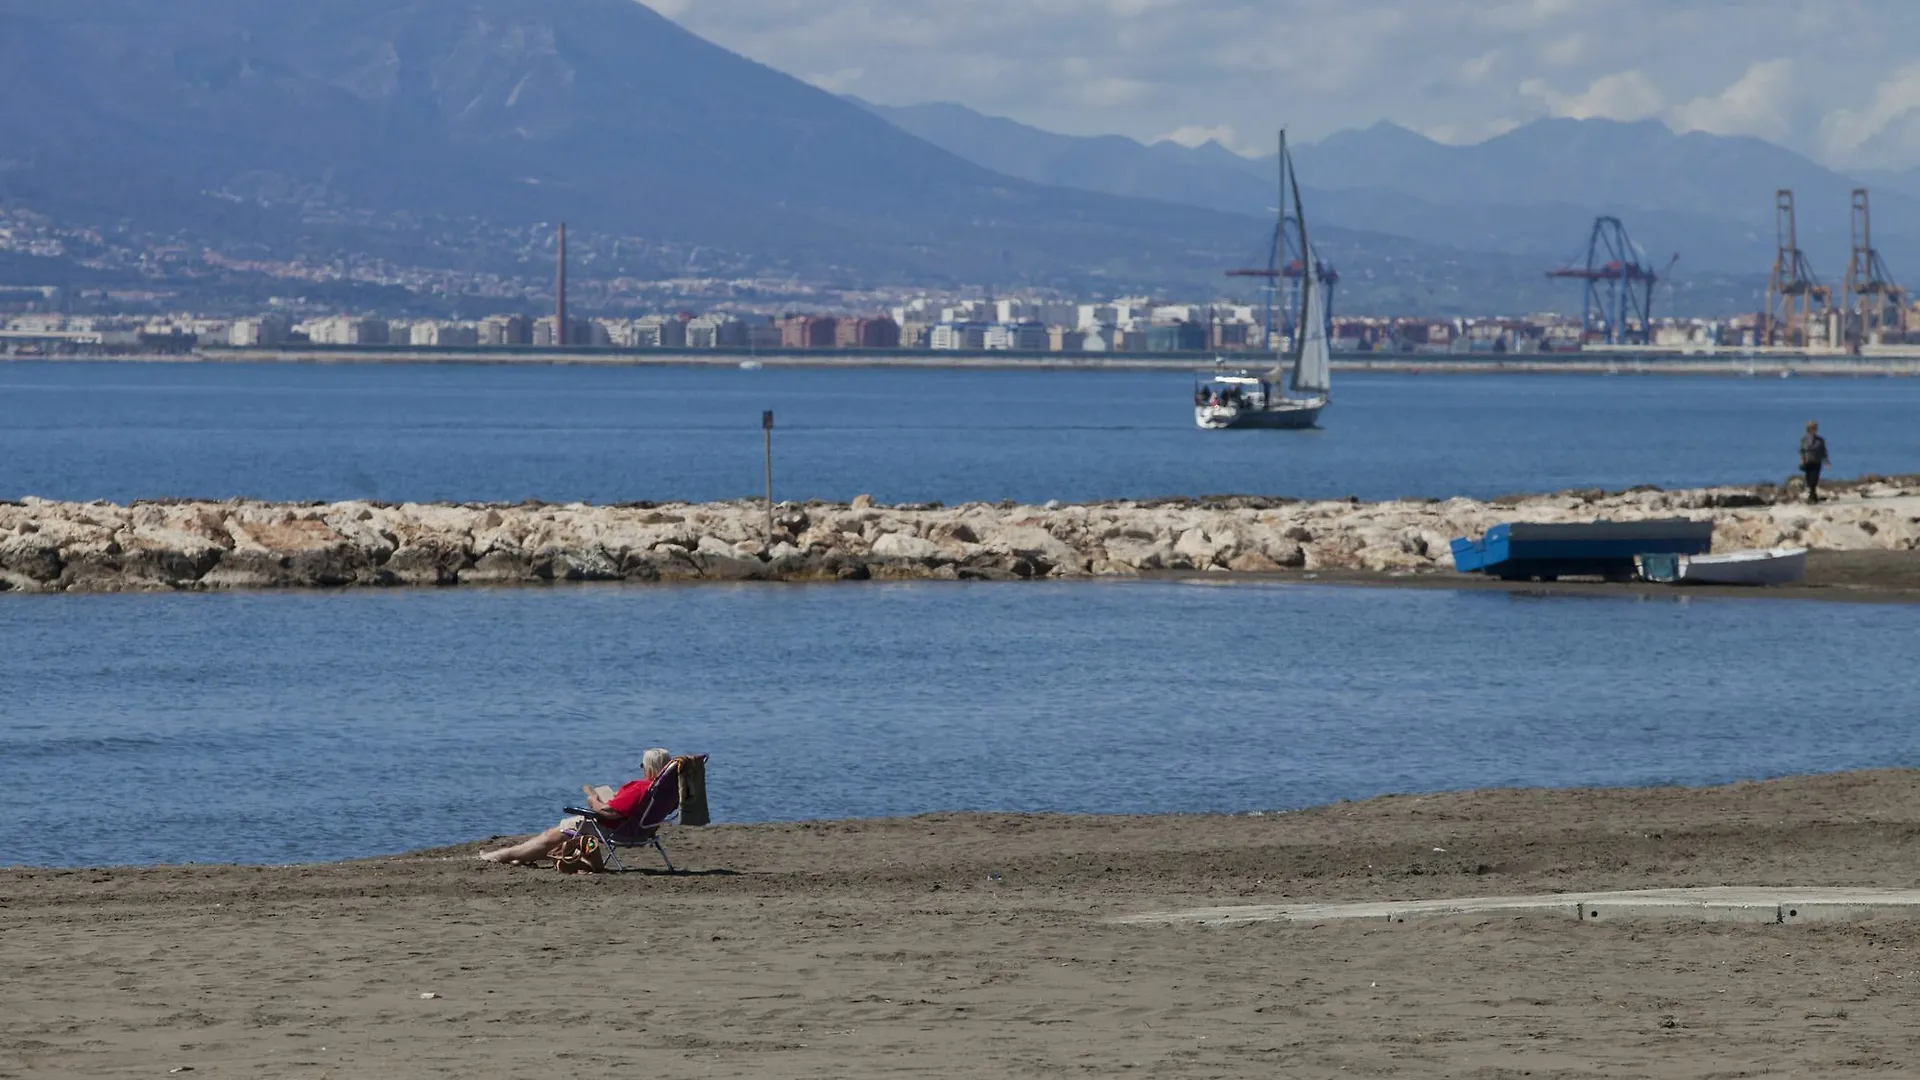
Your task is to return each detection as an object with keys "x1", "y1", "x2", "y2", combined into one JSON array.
[
  {"x1": 1195, "y1": 399, "x2": 1325, "y2": 430},
  {"x1": 1680, "y1": 547, "x2": 1808, "y2": 585},
  {"x1": 1452, "y1": 519, "x2": 1715, "y2": 581}
]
